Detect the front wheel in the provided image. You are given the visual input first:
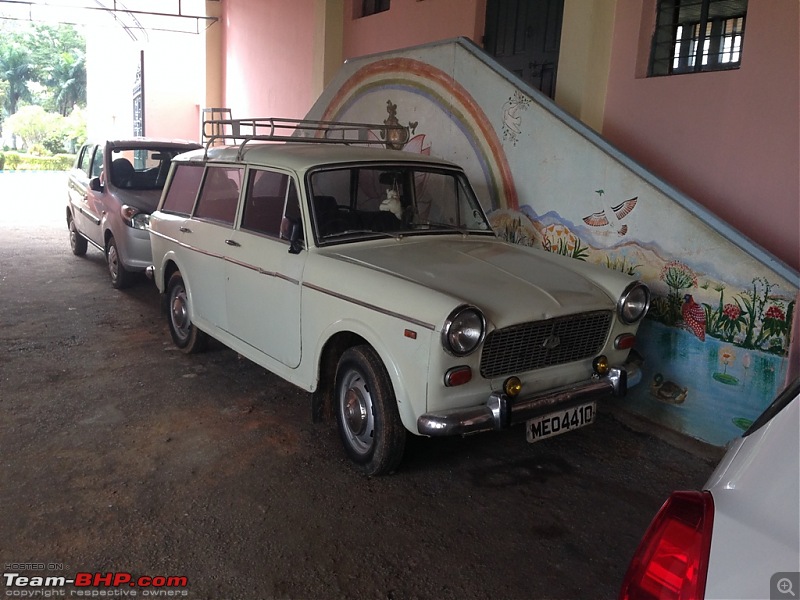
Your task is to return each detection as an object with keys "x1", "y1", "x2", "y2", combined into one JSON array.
[
  {"x1": 106, "y1": 235, "x2": 133, "y2": 289},
  {"x1": 166, "y1": 271, "x2": 208, "y2": 353},
  {"x1": 334, "y1": 345, "x2": 406, "y2": 476}
]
